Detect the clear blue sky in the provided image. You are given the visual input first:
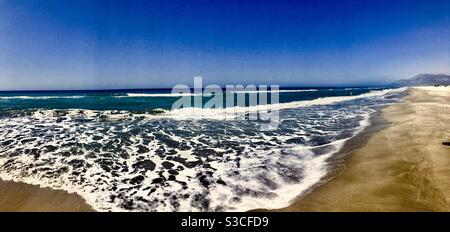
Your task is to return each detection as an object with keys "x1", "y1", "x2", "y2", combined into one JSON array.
[{"x1": 0, "y1": 0, "x2": 448, "y2": 90}]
